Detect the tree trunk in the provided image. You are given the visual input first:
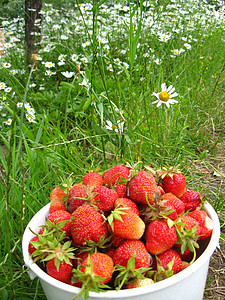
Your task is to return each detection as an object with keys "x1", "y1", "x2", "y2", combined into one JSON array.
[{"x1": 25, "y1": 0, "x2": 42, "y2": 67}]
